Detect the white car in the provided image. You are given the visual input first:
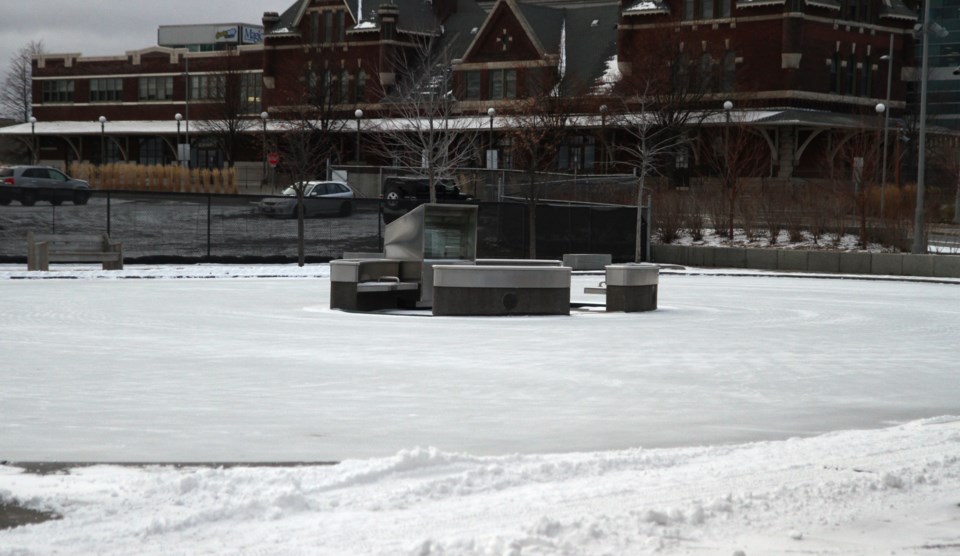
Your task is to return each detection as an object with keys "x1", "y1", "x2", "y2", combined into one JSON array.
[{"x1": 258, "y1": 181, "x2": 355, "y2": 218}]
